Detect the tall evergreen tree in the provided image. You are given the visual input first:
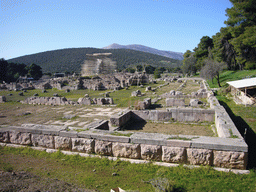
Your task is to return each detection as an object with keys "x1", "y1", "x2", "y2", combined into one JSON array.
[
  {"x1": 0, "y1": 58, "x2": 8, "y2": 82},
  {"x1": 225, "y1": 0, "x2": 256, "y2": 69},
  {"x1": 193, "y1": 36, "x2": 214, "y2": 70}
]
